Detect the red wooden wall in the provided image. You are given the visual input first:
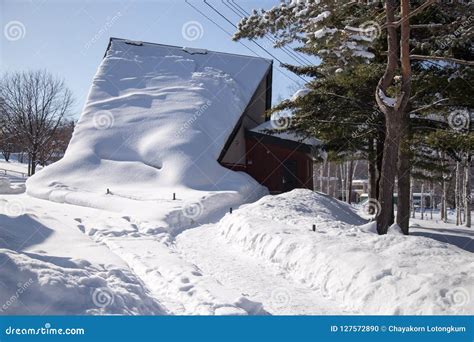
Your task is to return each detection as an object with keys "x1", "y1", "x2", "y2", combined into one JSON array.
[{"x1": 222, "y1": 135, "x2": 314, "y2": 194}]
